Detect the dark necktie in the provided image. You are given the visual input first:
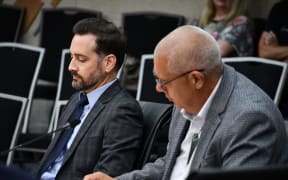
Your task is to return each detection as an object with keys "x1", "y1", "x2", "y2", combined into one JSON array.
[
  {"x1": 187, "y1": 133, "x2": 199, "y2": 164},
  {"x1": 39, "y1": 93, "x2": 88, "y2": 175}
]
